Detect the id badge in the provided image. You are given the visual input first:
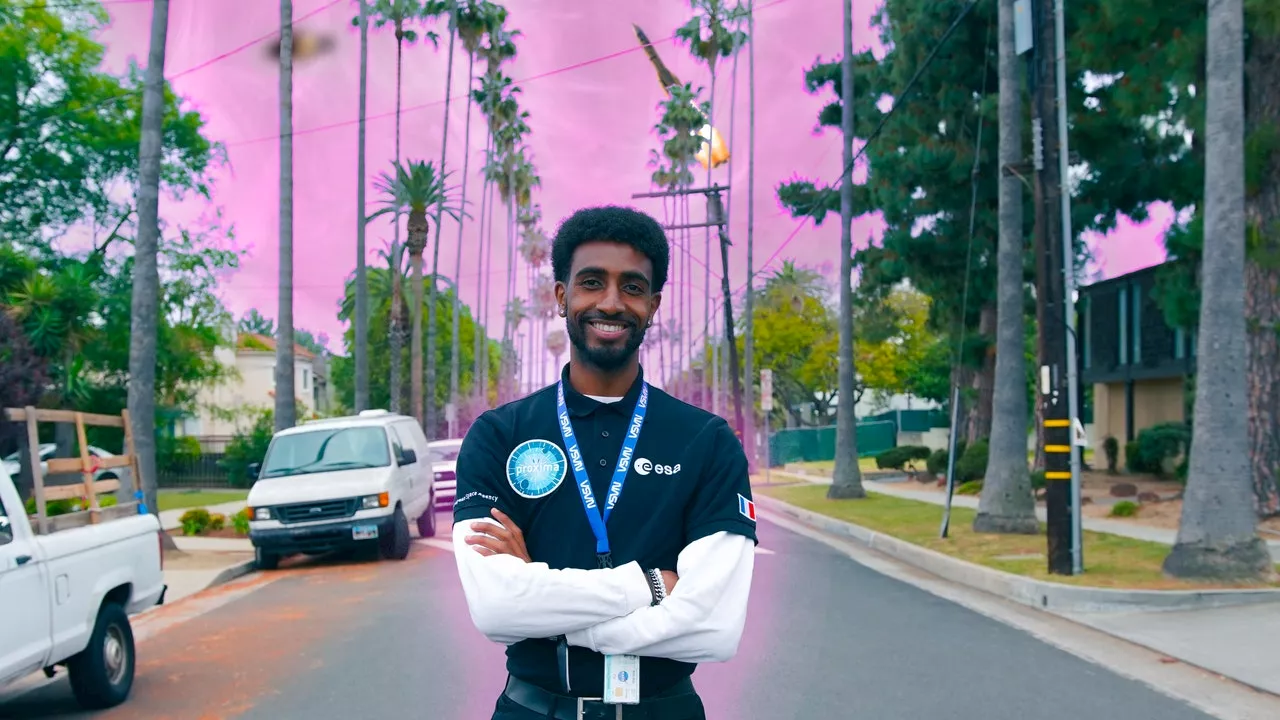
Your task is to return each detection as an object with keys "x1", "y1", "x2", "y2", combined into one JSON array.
[{"x1": 603, "y1": 654, "x2": 640, "y2": 704}]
